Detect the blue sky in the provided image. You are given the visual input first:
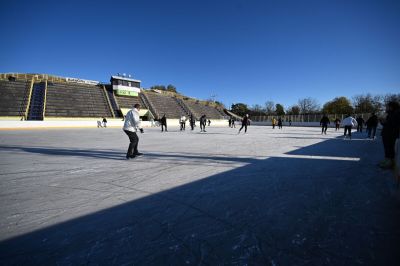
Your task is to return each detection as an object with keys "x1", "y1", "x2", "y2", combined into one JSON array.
[{"x1": 1, "y1": 0, "x2": 399, "y2": 109}]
